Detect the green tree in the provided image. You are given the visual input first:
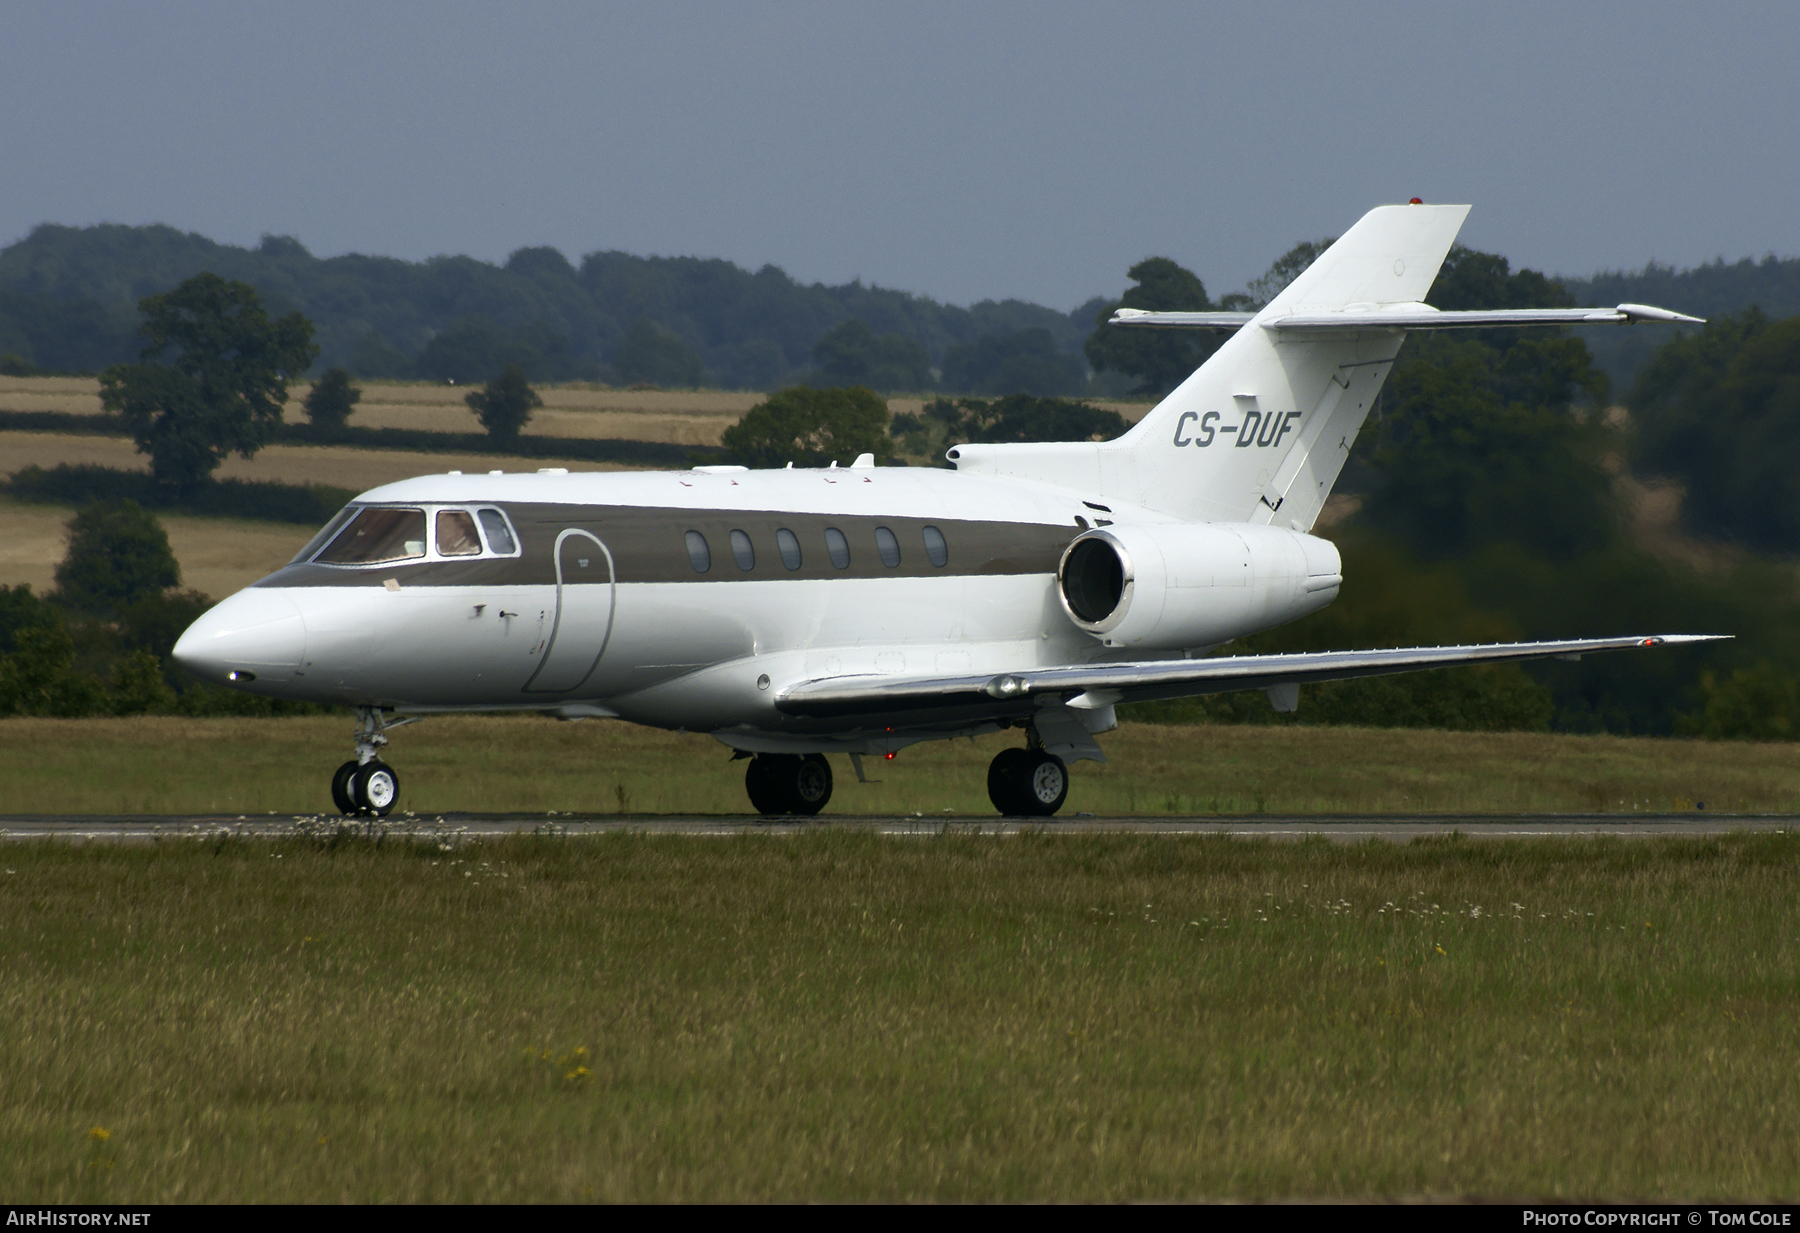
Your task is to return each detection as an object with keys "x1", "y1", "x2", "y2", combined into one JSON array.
[
  {"x1": 1352, "y1": 247, "x2": 1613, "y2": 562},
  {"x1": 303, "y1": 367, "x2": 361, "y2": 436},
  {"x1": 465, "y1": 364, "x2": 543, "y2": 445},
  {"x1": 54, "y1": 500, "x2": 181, "y2": 617},
  {"x1": 1222, "y1": 238, "x2": 1335, "y2": 311},
  {"x1": 1628, "y1": 309, "x2": 1800, "y2": 552},
  {"x1": 720, "y1": 385, "x2": 894, "y2": 468},
  {"x1": 893, "y1": 395, "x2": 1125, "y2": 460},
  {"x1": 611, "y1": 318, "x2": 705, "y2": 387},
  {"x1": 810, "y1": 320, "x2": 932, "y2": 392},
  {"x1": 99, "y1": 273, "x2": 317, "y2": 493},
  {"x1": 1692, "y1": 662, "x2": 1800, "y2": 741},
  {"x1": 1083, "y1": 257, "x2": 1221, "y2": 396},
  {"x1": 0, "y1": 624, "x2": 108, "y2": 717},
  {"x1": 0, "y1": 583, "x2": 60, "y2": 655},
  {"x1": 1358, "y1": 334, "x2": 1614, "y2": 561},
  {"x1": 940, "y1": 328, "x2": 1084, "y2": 396}
]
